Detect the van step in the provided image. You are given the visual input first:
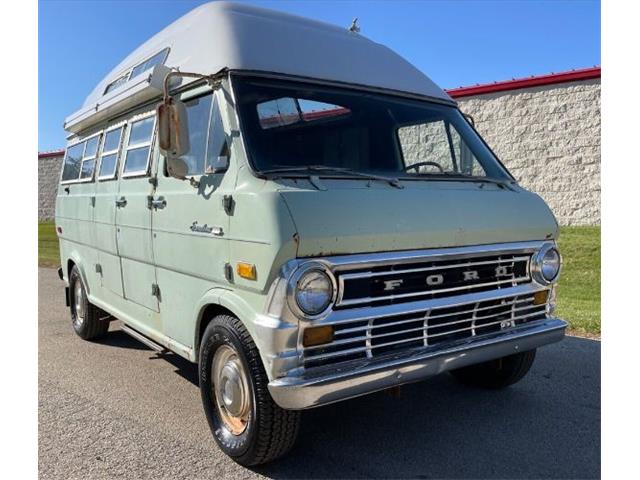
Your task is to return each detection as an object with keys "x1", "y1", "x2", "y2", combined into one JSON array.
[{"x1": 121, "y1": 324, "x2": 168, "y2": 353}]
